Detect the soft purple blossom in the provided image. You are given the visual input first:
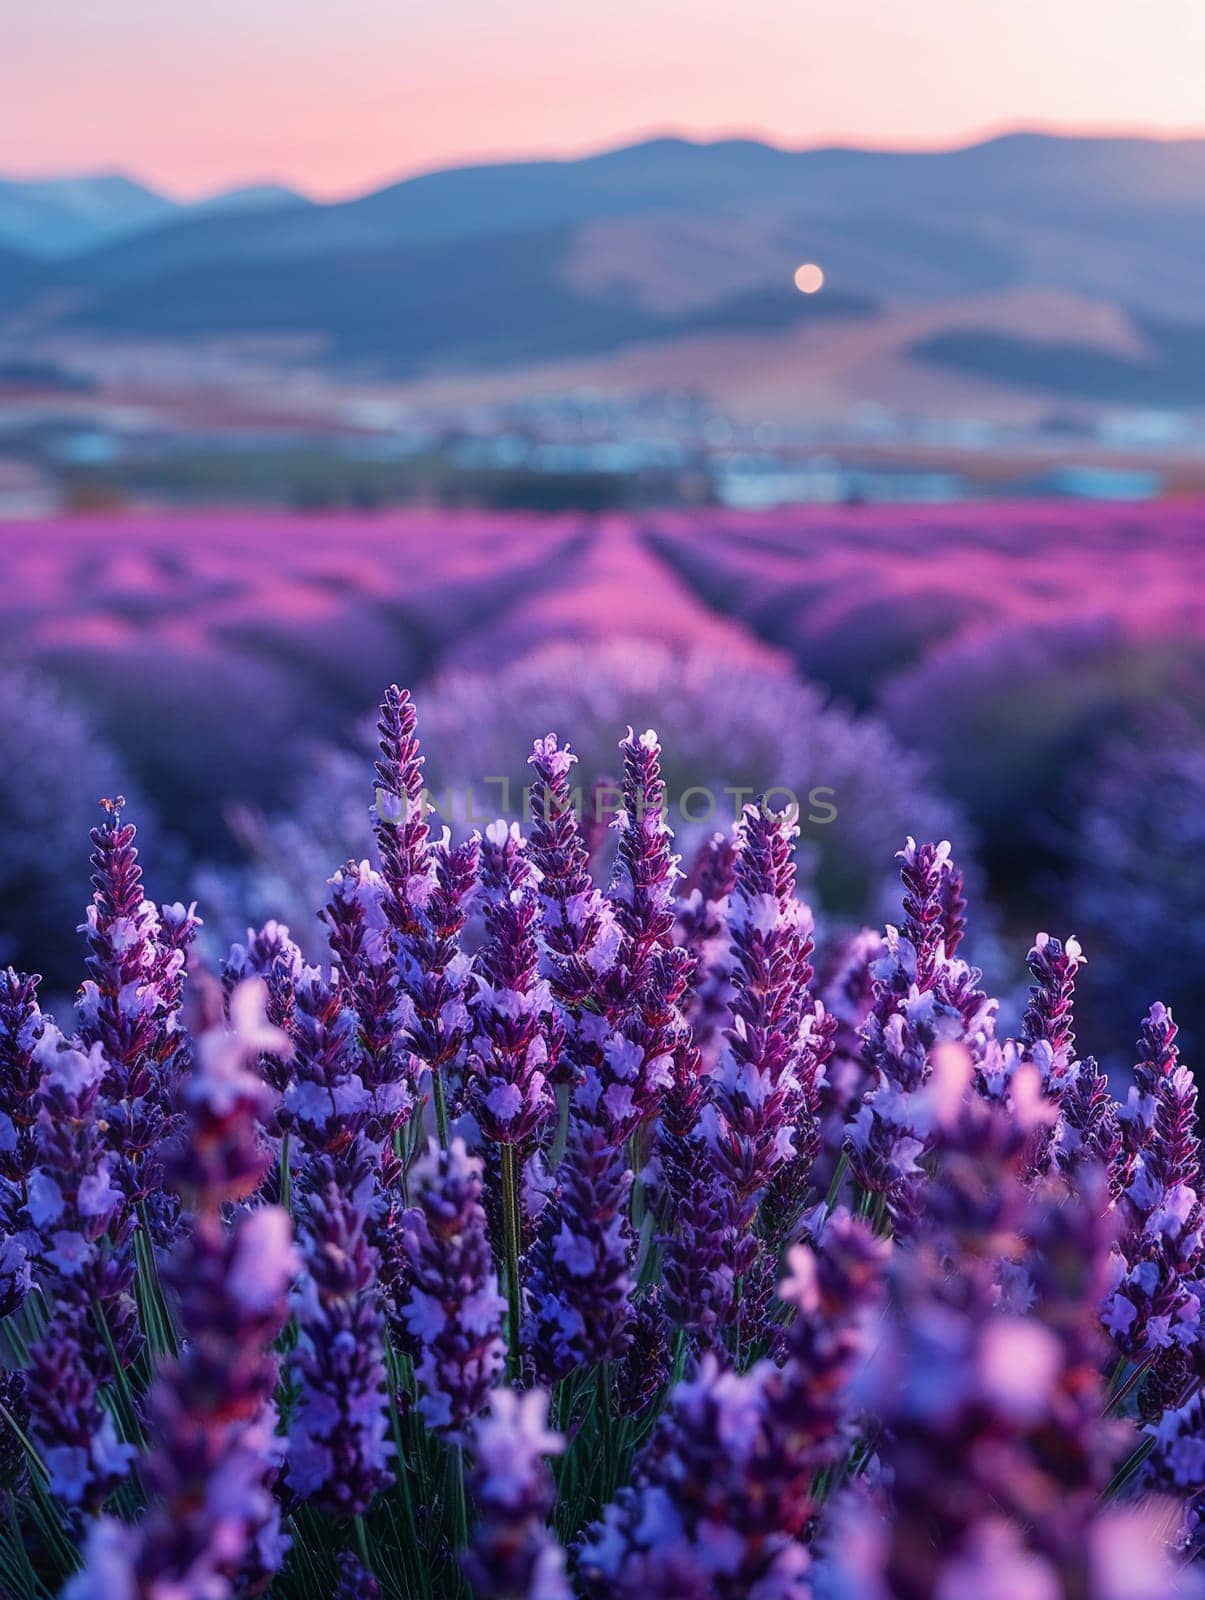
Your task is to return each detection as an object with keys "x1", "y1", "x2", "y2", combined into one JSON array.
[
  {"x1": 468, "y1": 821, "x2": 559, "y2": 1147},
  {"x1": 848, "y1": 838, "x2": 994, "y2": 1225},
  {"x1": 223, "y1": 918, "x2": 304, "y2": 1098},
  {"x1": 579, "y1": 1214, "x2": 885, "y2": 1600},
  {"x1": 0, "y1": 966, "x2": 46, "y2": 1196},
  {"x1": 462, "y1": 1387, "x2": 571, "y2": 1600},
  {"x1": 399, "y1": 1137, "x2": 506, "y2": 1438},
  {"x1": 287, "y1": 1163, "x2": 394, "y2": 1515},
  {"x1": 1020, "y1": 931, "x2": 1086, "y2": 1095},
  {"x1": 333, "y1": 1552, "x2": 383, "y2": 1600},
  {"x1": 285, "y1": 973, "x2": 394, "y2": 1516},
  {"x1": 1103, "y1": 1004, "x2": 1203, "y2": 1372},
  {"x1": 26, "y1": 1299, "x2": 137, "y2": 1510},
  {"x1": 66, "y1": 987, "x2": 298, "y2": 1599},
  {"x1": 705, "y1": 802, "x2": 831, "y2": 1235},
  {"x1": 526, "y1": 735, "x2": 618, "y2": 1012},
  {"x1": 524, "y1": 1106, "x2": 635, "y2": 1383}
]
